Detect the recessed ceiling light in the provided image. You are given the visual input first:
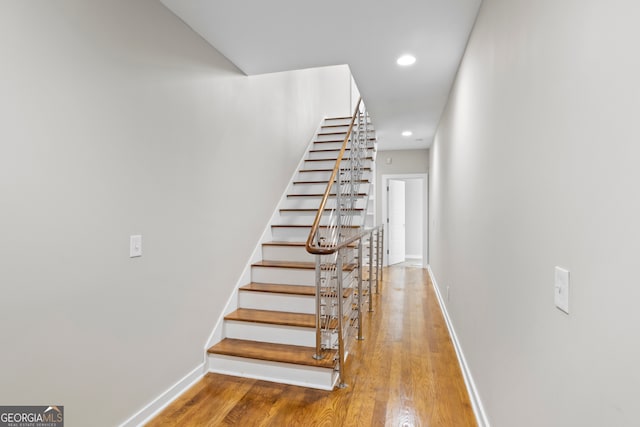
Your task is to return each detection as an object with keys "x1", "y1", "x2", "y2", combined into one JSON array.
[
  {"x1": 397, "y1": 54, "x2": 416, "y2": 66},
  {"x1": 402, "y1": 130, "x2": 413, "y2": 137}
]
